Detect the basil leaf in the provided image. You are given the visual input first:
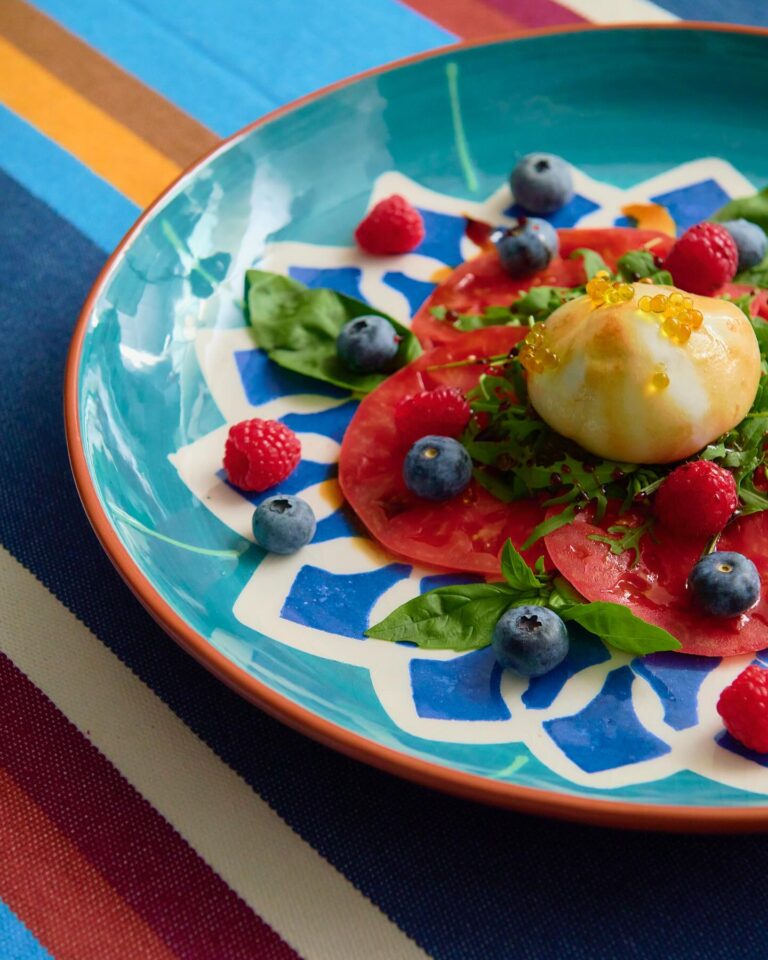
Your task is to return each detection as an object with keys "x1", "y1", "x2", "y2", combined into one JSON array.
[
  {"x1": 570, "y1": 248, "x2": 610, "y2": 280},
  {"x1": 548, "y1": 576, "x2": 585, "y2": 609},
  {"x1": 714, "y1": 186, "x2": 768, "y2": 234},
  {"x1": 245, "y1": 270, "x2": 421, "y2": 394},
  {"x1": 501, "y1": 540, "x2": 543, "y2": 592},
  {"x1": 365, "y1": 584, "x2": 518, "y2": 651},
  {"x1": 560, "y1": 601, "x2": 681, "y2": 654}
]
